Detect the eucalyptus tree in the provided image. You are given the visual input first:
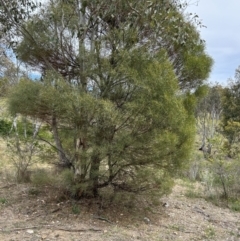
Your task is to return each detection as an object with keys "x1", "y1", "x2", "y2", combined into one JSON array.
[
  {"x1": 195, "y1": 85, "x2": 223, "y2": 148},
  {"x1": 5, "y1": 0, "x2": 212, "y2": 197},
  {"x1": 2, "y1": 0, "x2": 211, "y2": 89},
  {"x1": 221, "y1": 66, "x2": 240, "y2": 146},
  {"x1": 0, "y1": 47, "x2": 18, "y2": 96}
]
